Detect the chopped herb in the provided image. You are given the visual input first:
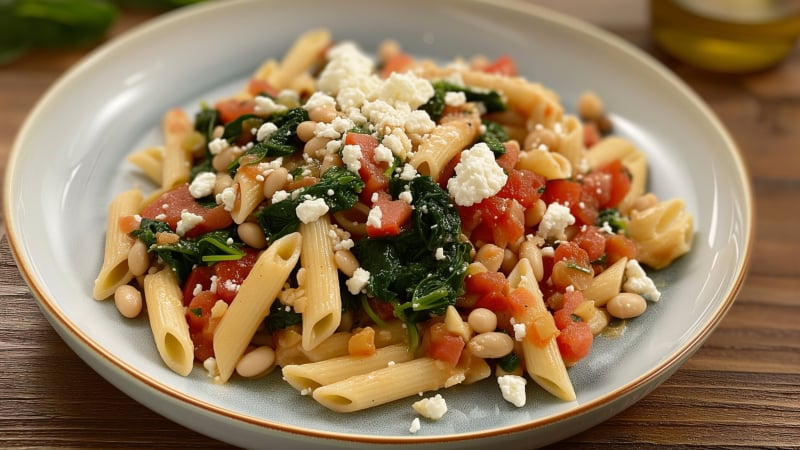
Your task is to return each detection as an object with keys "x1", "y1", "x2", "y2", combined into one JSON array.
[
  {"x1": 421, "y1": 80, "x2": 506, "y2": 121},
  {"x1": 496, "y1": 352, "x2": 521, "y2": 372},
  {"x1": 479, "y1": 119, "x2": 508, "y2": 156},
  {"x1": 597, "y1": 208, "x2": 627, "y2": 234},
  {"x1": 566, "y1": 261, "x2": 593, "y2": 275},
  {"x1": 189, "y1": 307, "x2": 203, "y2": 317}
]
